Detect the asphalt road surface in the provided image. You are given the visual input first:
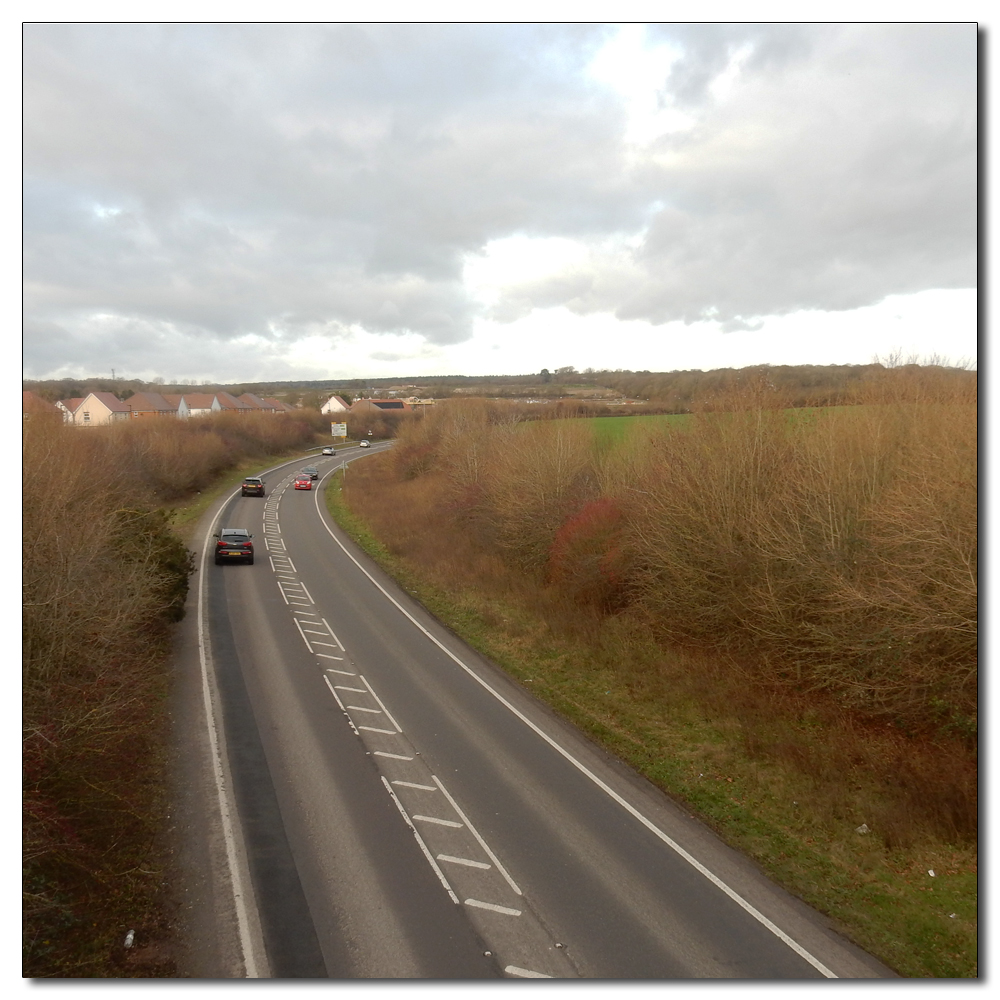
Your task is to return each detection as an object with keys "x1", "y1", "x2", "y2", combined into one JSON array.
[{"x1": 180, "y1": 444, "x2": 896, "y2": 979}]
